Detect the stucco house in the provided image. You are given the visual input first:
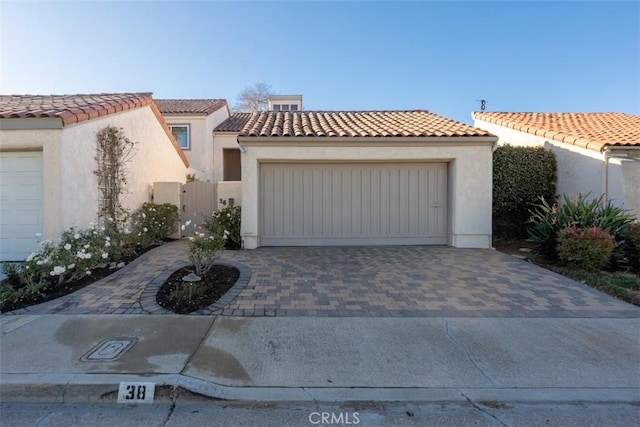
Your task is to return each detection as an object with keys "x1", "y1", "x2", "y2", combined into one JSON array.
[
  {"x1": 154, "y1": 99, "x2": 230, "y2": 183},
  {"x1": 473, "y1": 112, "x2": 640, "y2": 218},
  {"x1": 216, "y1": 110, "x2": 498, "y2": 249},
  {"x1": 0, "y1": 93, "x2": 190, "y2": 261}
]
